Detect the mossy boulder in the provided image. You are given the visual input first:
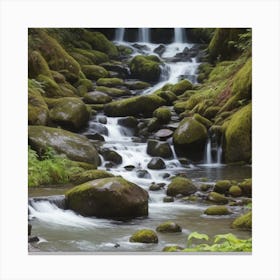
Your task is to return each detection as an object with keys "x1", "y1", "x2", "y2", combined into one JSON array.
[
  {"x1": 49, "y1": 97, "x2": 90, "y2": 130},
  {"x1": 147, "y1": 118, "x2": 161, "y2": 132},
  {"x1": 81, "y1": 30, "x2": 119, "y2": 58},
  {"x1": 28, "y1": 125, "x2": 99, "y2": 165},
  {"x1": 147, "y1": 157, "x2": 166, "y2": 170},
  {"x1": 171, "y1": 79, "x2": 193, "y2": 95},
  {"x1": 162, "y1": 245, "x2": 183, "y2": 252},
  {"x1": 96, "y1": 78, "x2": 124, "y2": 87},
  {"x1": 101, "y1": 149, "x2": 122, "y2": 165},
  {"x1": 214, "y1": 180, "x2": 232, "y2": 194},
  {"x1": 146, "y1": 140, "x2": 173, "y2": 159},
  {"x1": 166, "y1": 176, "x2": 197, "y2": 197},
  {"x1": 173, "y1": 117, "x2": 207, "y2": 161},
  {"x1": 66, "y1": 177, "x2": 148, "y2": 218},
  {"x1": 155, "y1": 90, "x2": 177, "y2": 105},
  {"x1": 239, "y1": 178, "x2": 252, "y2": 197},
  {"x1": 81, "y1": 65, "x2": 109, "y2": 80},
  {"x1": 37, "y1": 74, "x2": 64, "y2": 97},
  {"x1": 70, "y1": 170, "x2": 114, "y2": 185},
  {"x1": 104, "y1": 94, "x2": 165, "y2": 117},
  {"x1": 204, "y1": 205, "x2": 231, "y2": 215},
  {"x1": 83, "y1": 91, "x2": 112, "y2": 104},
  {"x1": 207, "y1": 192, "x2": 229, "y2": 205},
  {"x1": 163, "y1": 196, "x2": 174, "y2": 203},
  {"x1": 156, "y1": 221, "x2": 182, "y2": 233},
  {"x1": 28, "y1": 80, "x2": 49, "y2": 125},
  {"x1": 223, "y1": 103, "x2": 251, "y2": 163},
  {"x1": 229, "y1": 185, "x2": 242, "y2": 197},
  {"x1": 125, "y1": 80, "x2": 150, "y2": 90},
  {"x1": 193, "y1": 113, "x2": 212, "y2": 128},
  {"x1": 129, "y1": 229, "x2": 158, "y2": 243},
  {"x1": 71, "y1": 48, "x2": 109, "y2": 65},
  {"x1": 231, "y1": 211, "x2": 252, "y2": 230},
  {"x1": 96, "y1": 86, "x2": 130, "y2": 97},
  {"x1": 129, "y1": 55, "x2": 161, "y2": 82},
  {"x1": 118, "y1": 116, "x2": 138, "y2": 128},
  {"x1": 153, "y1": 107, "x2": 171, "y2": 124}
]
